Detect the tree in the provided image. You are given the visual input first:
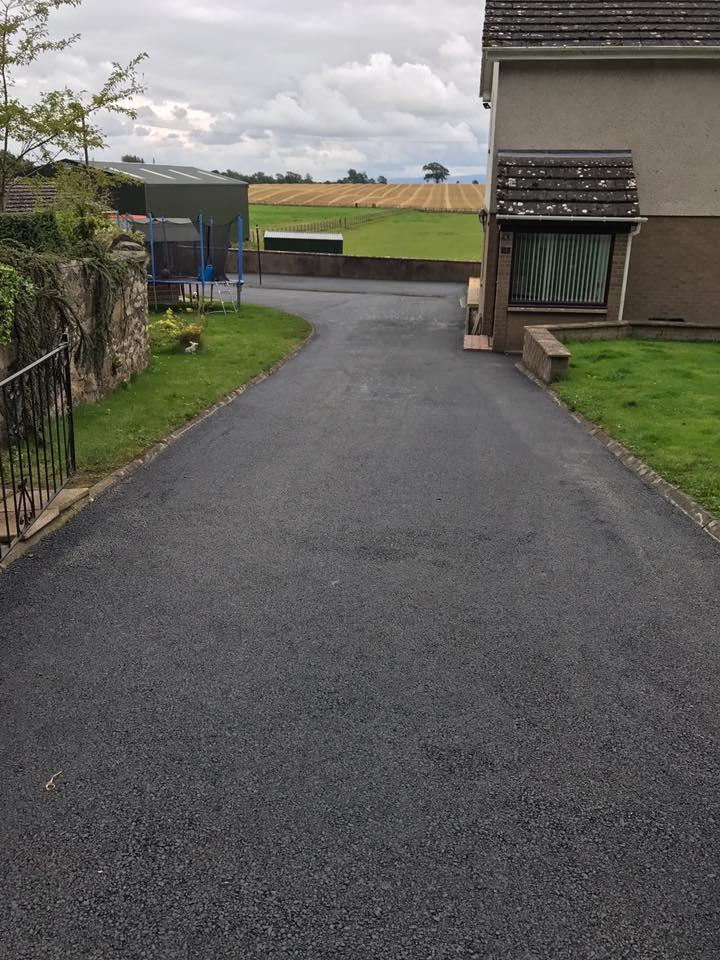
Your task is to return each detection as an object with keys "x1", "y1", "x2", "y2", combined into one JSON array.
[
  {"x1": 423, "y1": 162, "x2": 450, "y2": 184},
  {"x1": 121, "y1": 153, "x2": 144, "y2": 163},
  {"x1": 377, "y1": 175, "x2": 388, "y2": 185},
  {"x1": 0, "y1": 1, "x2": 147, "y2": 208},
  {"x1": 216, "y1": 170, "x2": 314, "y2": 184},
  {"x1": 339, "y1": 168, "x2": 374, "y2": 184},
  {"x1": 71, "y1": 53, "x2": 147, "y2": 168}
]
